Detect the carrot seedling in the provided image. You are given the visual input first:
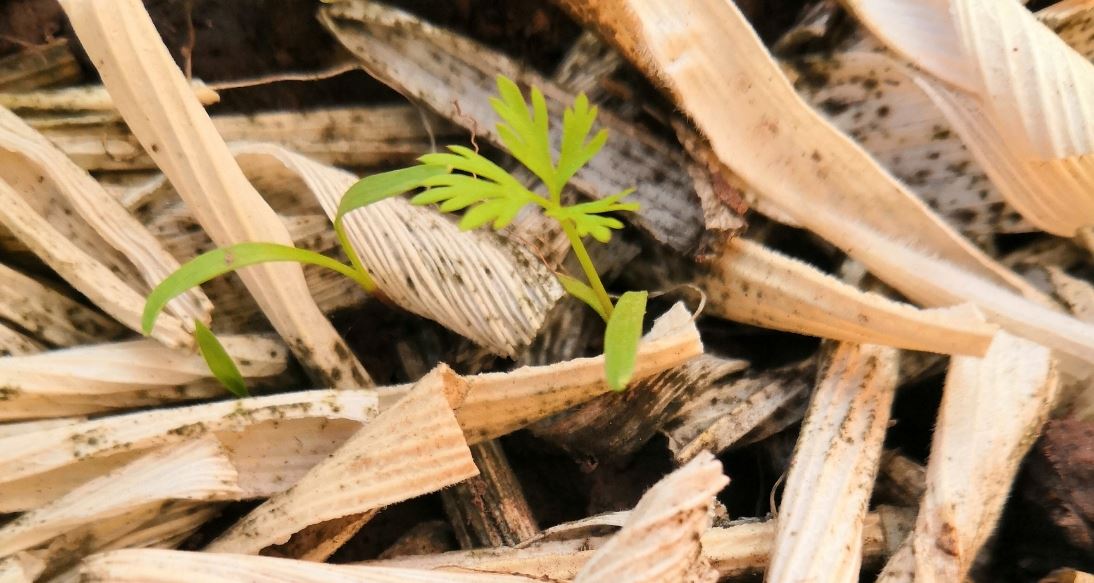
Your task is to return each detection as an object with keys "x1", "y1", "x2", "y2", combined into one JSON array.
[{"x1": 142, "y1": 75, "x2": 645, "y2": 395}]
